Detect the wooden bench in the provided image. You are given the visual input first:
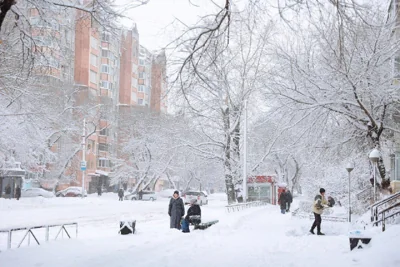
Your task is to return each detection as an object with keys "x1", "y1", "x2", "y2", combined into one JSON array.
[{"x1": 194, "y1": 220, "x2": 219, "y2": 230}]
